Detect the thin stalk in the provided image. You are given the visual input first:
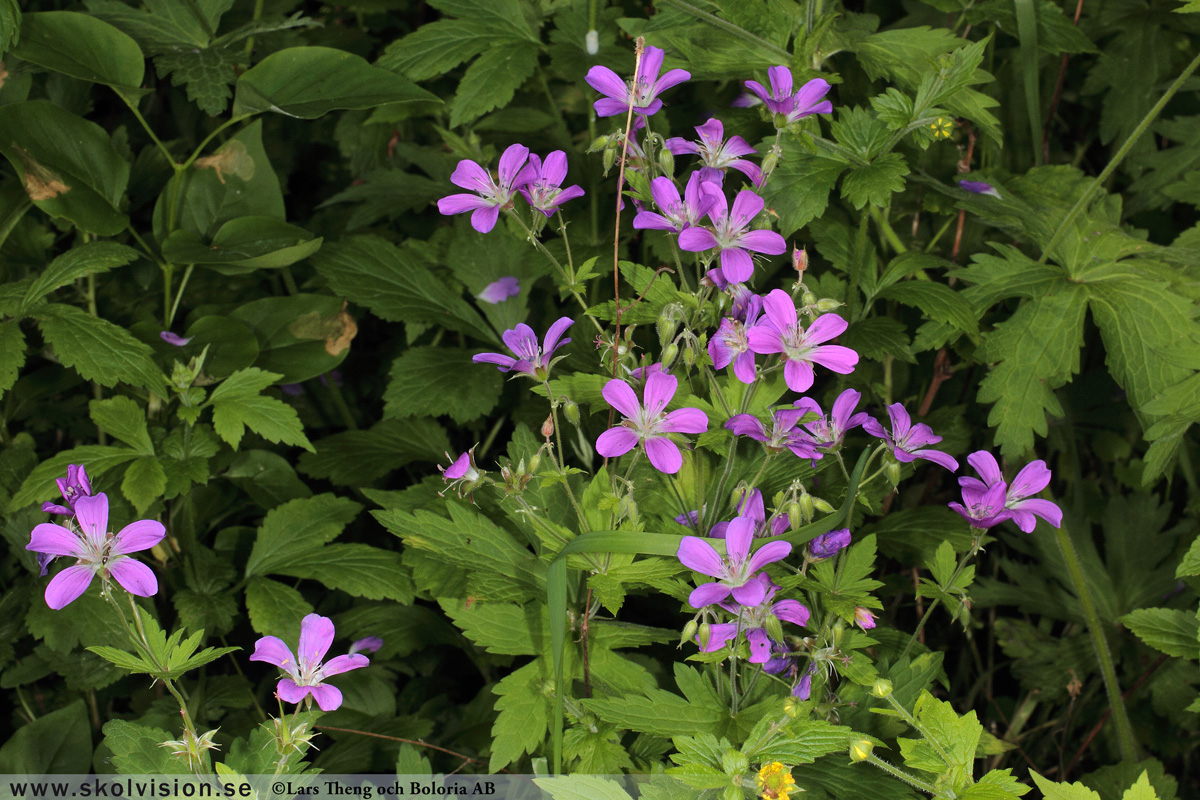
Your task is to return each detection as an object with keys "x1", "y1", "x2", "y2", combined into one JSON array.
[
  {"x1": 167, "y1": 264, "x2": 194, "y2": 328},
  {"x1": 870, "y1": 206, "x2": 907, "y2": 254},
  {"x1": 611, "y1": 41, "x2": 645, "y2": 358},
  {"x1": 900, "y1": 532, "x2": 981, "y2": 658},
  {"x1": 509, "y1": 210, "x2": 602, "y2": 331},
  {"x1": 324, "y1": 371, "x2": 358, "y2": 430},
  {"x1": 119, "y1": 94, "x2": 175, "y2": 168},
  {"x1": 865, "y1": 755, "x2": 939, "y2": 796},
  {"x1": 243, "y1": 0, "x2": 266, "y2": 58}
]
